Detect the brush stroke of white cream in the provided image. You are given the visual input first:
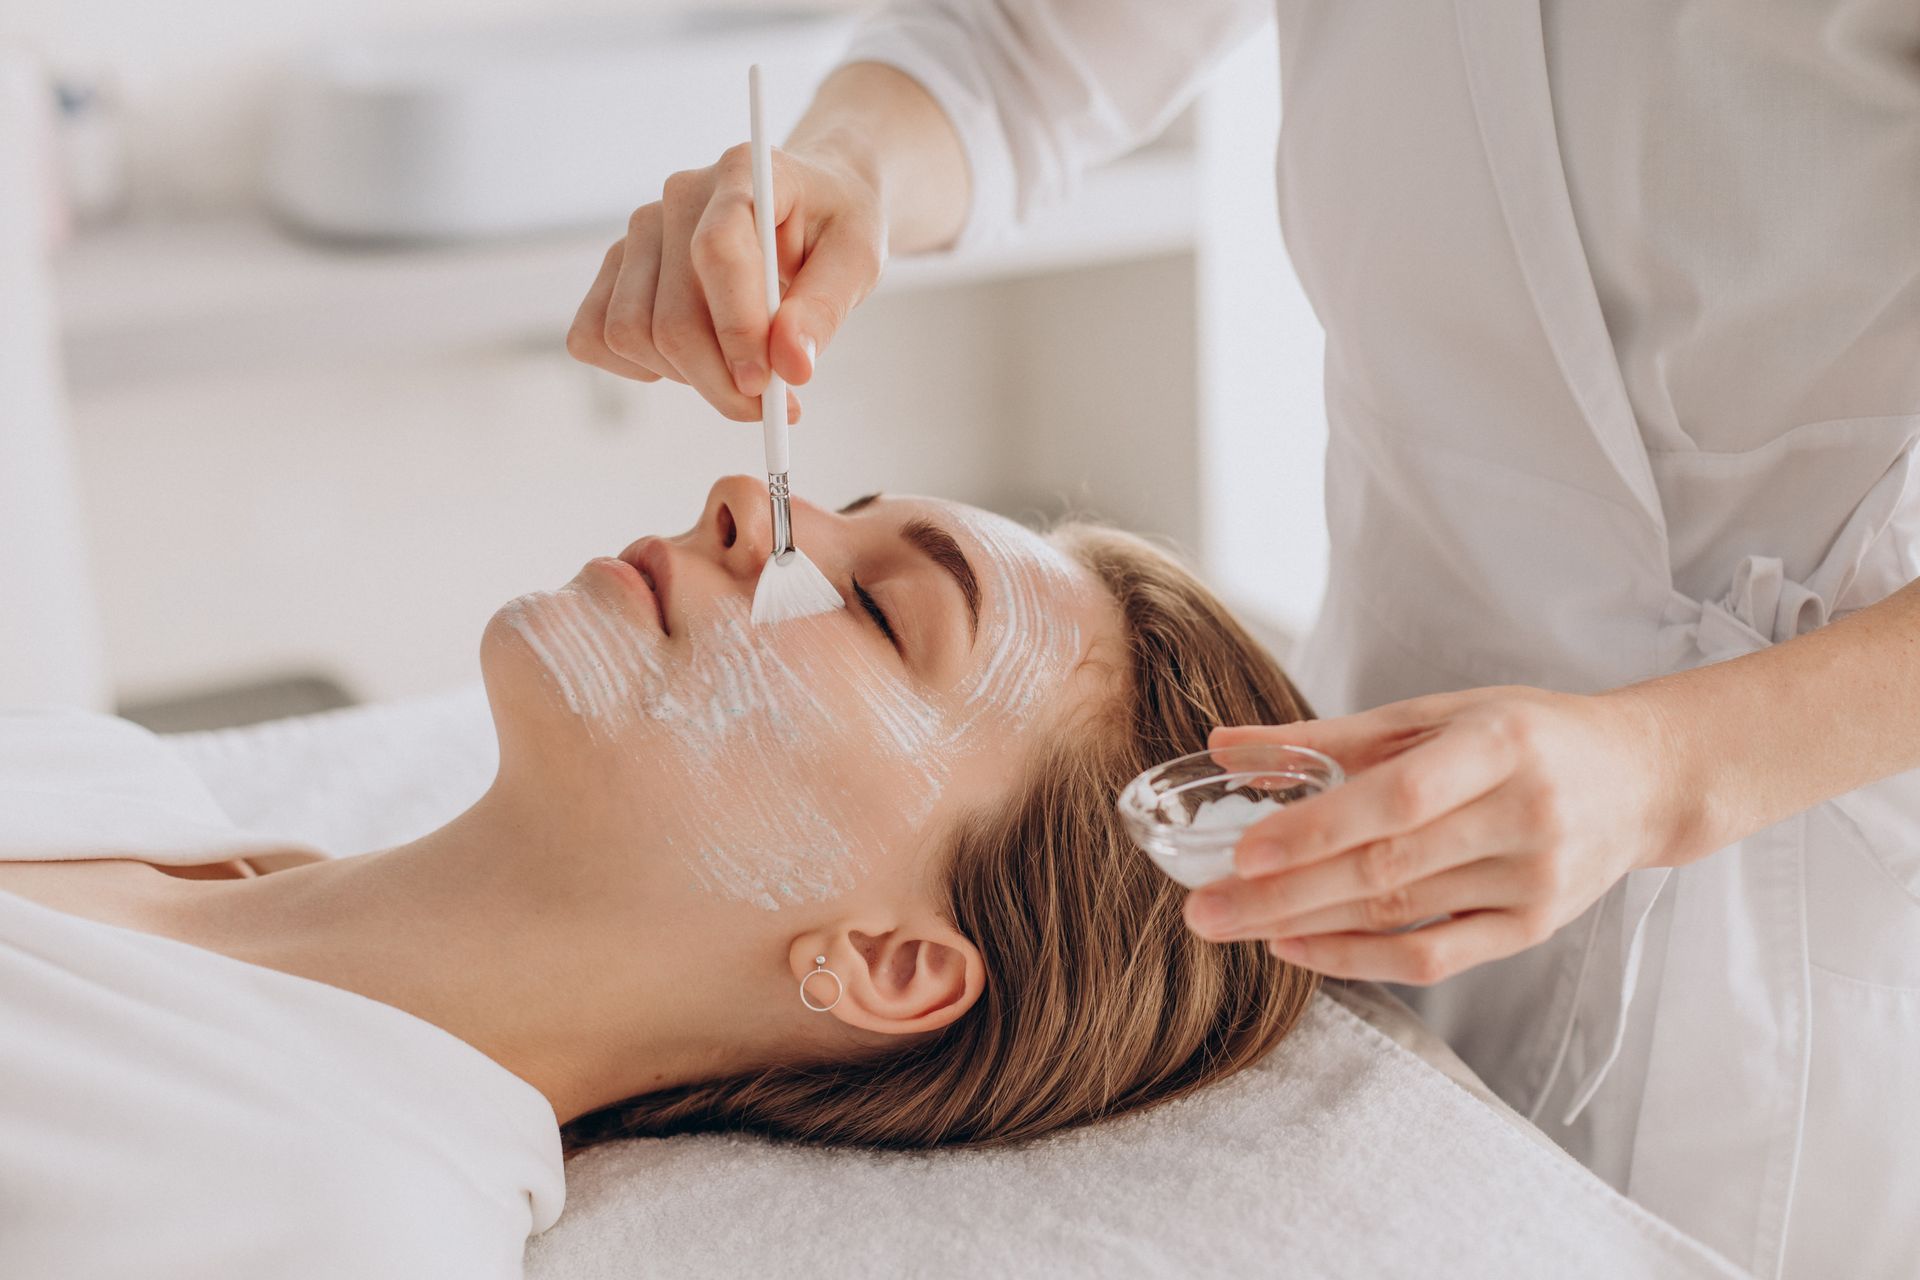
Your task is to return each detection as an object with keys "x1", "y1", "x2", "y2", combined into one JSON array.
[{"x1": 500, "y1": 588, "x2": 940, "y2": 910}]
